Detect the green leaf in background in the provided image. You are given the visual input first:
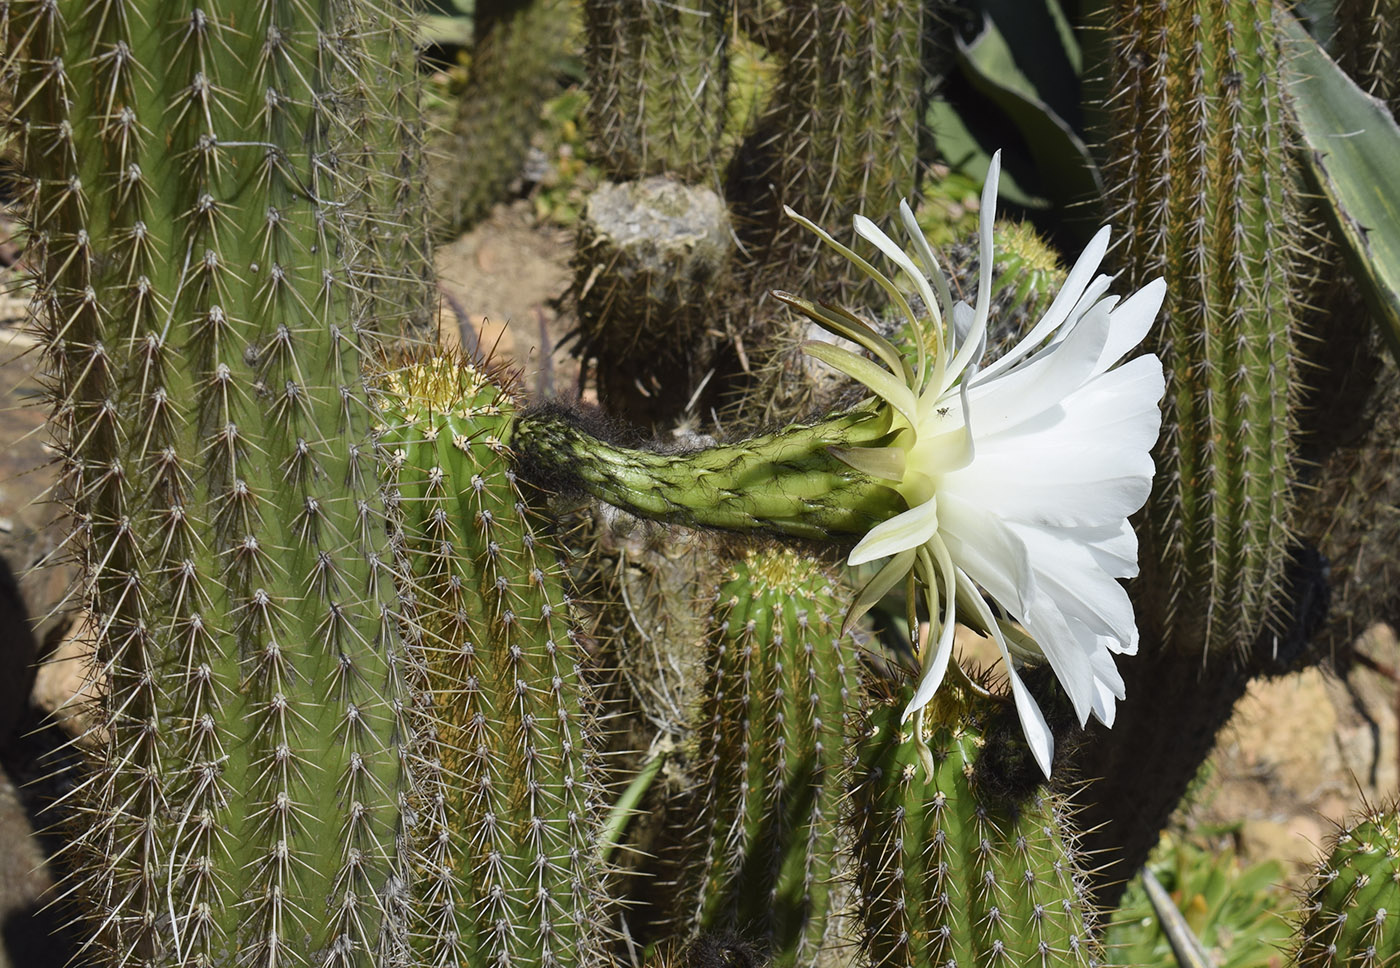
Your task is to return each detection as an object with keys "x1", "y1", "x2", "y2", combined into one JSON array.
[
  {"x1": 949, "y1": 0, "x2": 1103, "y2": 242},
  {"x1": 1107, "y1": 834, "x2": 1291, "y2": 968},
  {"x1": 1281, "y1": 11, "x2": 1400, "y2": 363}
]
